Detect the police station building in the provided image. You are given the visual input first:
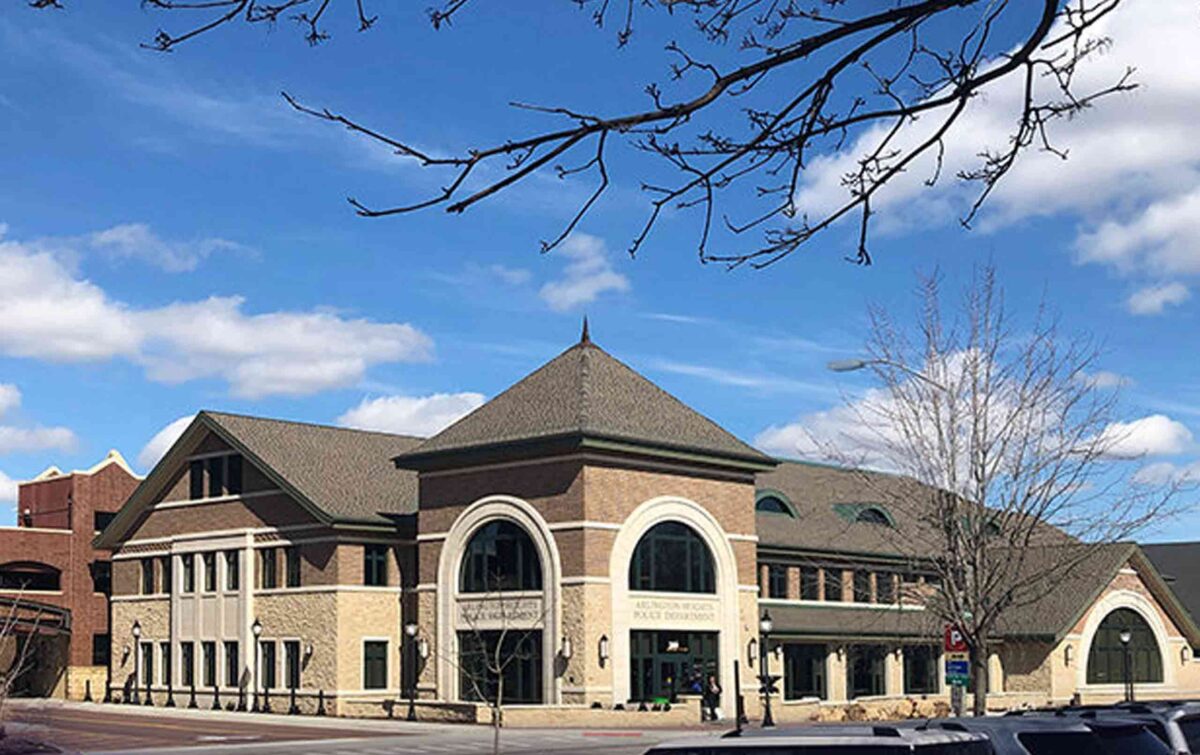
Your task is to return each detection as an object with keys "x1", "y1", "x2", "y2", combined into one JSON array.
[{"x1": 94, "y1": 329, "x2": 1200, "y2": 722}]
